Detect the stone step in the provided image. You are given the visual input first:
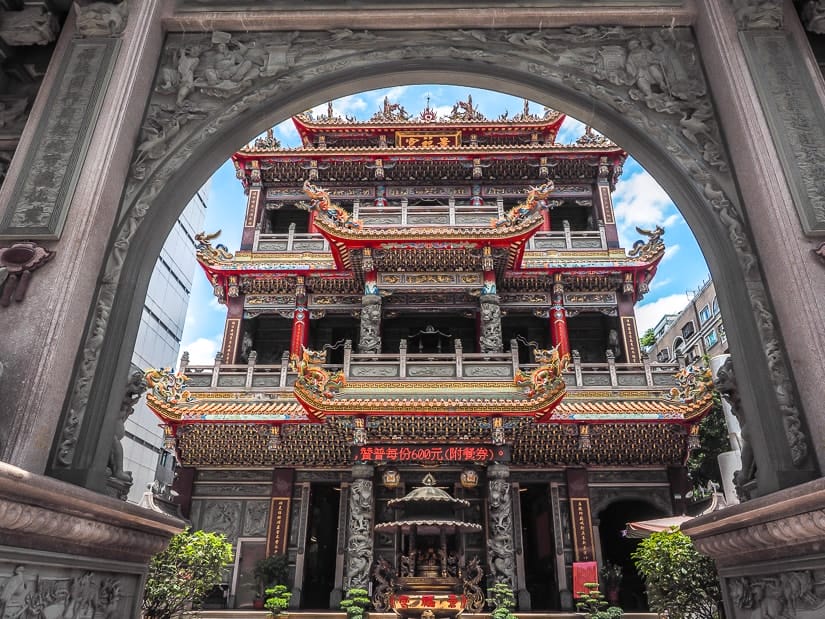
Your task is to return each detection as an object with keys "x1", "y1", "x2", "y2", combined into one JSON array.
[{"x1": 194, "y1": 613, "x2": 659, "y2": 619}]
